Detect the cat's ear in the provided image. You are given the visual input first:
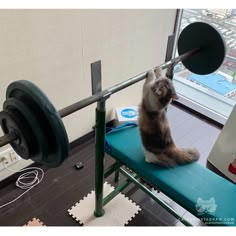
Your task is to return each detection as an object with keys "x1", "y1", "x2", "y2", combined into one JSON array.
[
  {"x1": 172, "y1": 93, "x2": 179, "y2": 101},
  {"x1": 169, "y1": 82, "x2": 179, "y2": 100},
  {"x1": 197, "y1": 198, "x2": 203, "y2": 204},
  {"x1": 154, "y1": 67, "x2": 162, "y2": 79},
  {"x1": 209, "y1": 197, "x2": 215, "y2": 203}
]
